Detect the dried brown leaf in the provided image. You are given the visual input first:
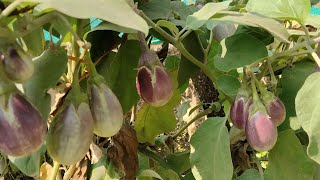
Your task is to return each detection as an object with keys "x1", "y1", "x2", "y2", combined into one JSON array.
[
  {"x1": 71, "y1": 157, "x2": 89, "y2": 180},
  {"x1": 107, "y1": 125, "x2": 139, "y2": 180},
  {"x1": 90, "y1": 143, "x2": 103, "y2": 164}
]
